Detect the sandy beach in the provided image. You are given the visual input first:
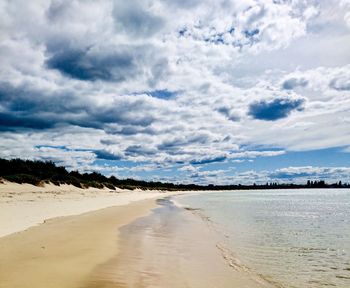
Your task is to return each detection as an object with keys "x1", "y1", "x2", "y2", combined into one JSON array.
[
  {"x1": 0, "y1": 200, "x2": 160, "y2": 288},
  {"x1": 0, "y1": 181, "x2": 174, "y2": 237},
  {"x1": 0, "y1": 181, "x2": 177, "y2": 288},
  {"x1": 0, "y1": 182, "x2": 270, "y2": 288}
]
